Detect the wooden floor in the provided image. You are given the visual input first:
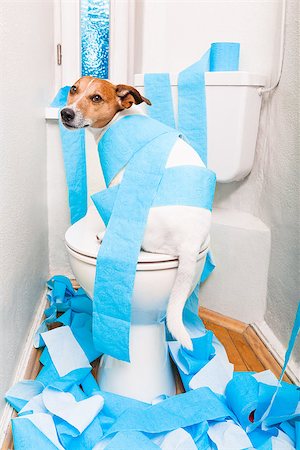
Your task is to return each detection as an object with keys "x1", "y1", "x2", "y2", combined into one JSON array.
[
  {"x1": 1, "y1": 304, "x2": 290, "y2": 450},
  {"x1": 199, "y1": 307, "x2": 290, "y2": 381}
]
